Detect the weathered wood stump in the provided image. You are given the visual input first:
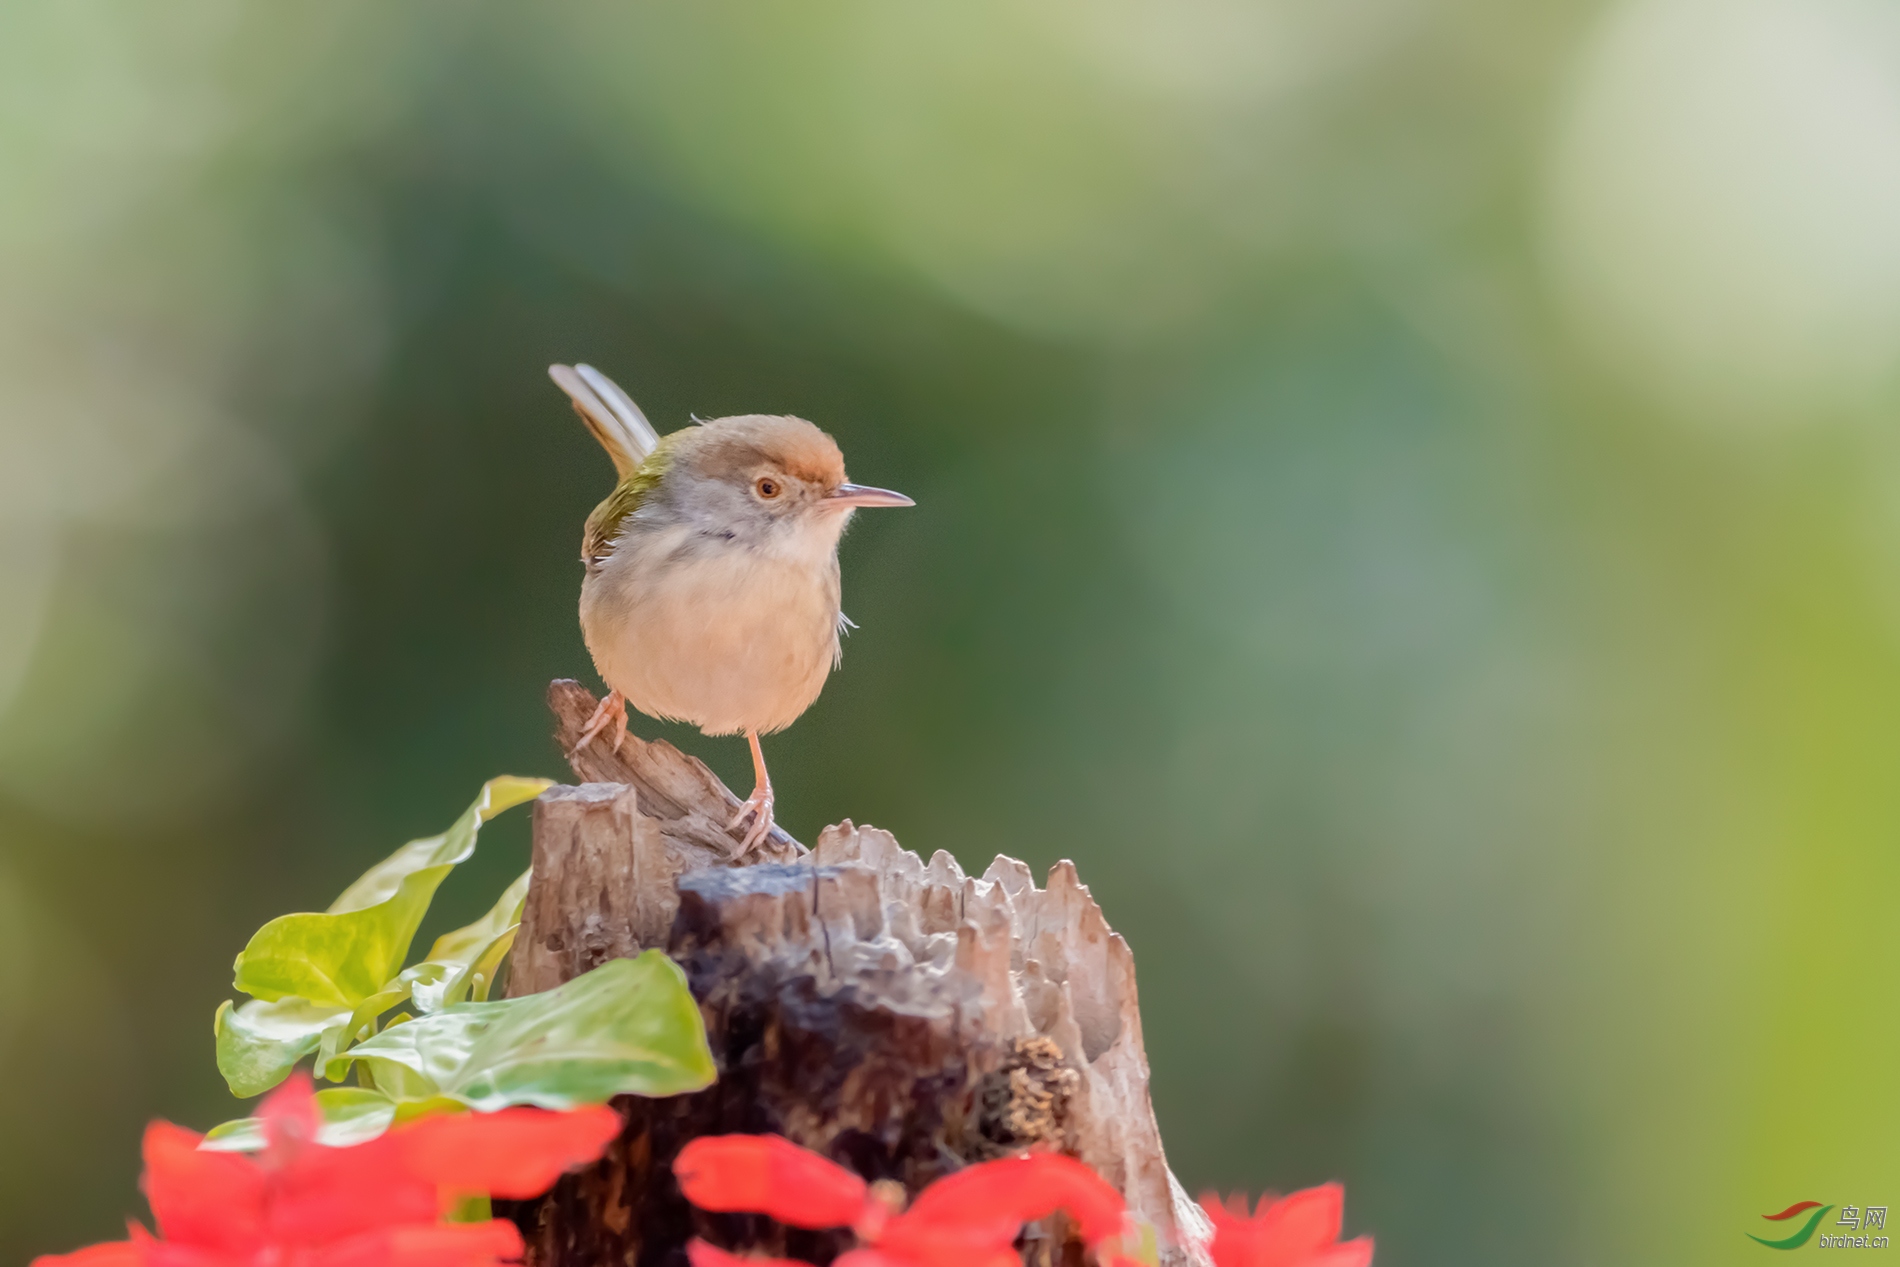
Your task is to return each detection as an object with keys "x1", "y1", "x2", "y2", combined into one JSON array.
[{"x1": 502, "y1": 682, "x2": 1211, "y2": 1267}]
